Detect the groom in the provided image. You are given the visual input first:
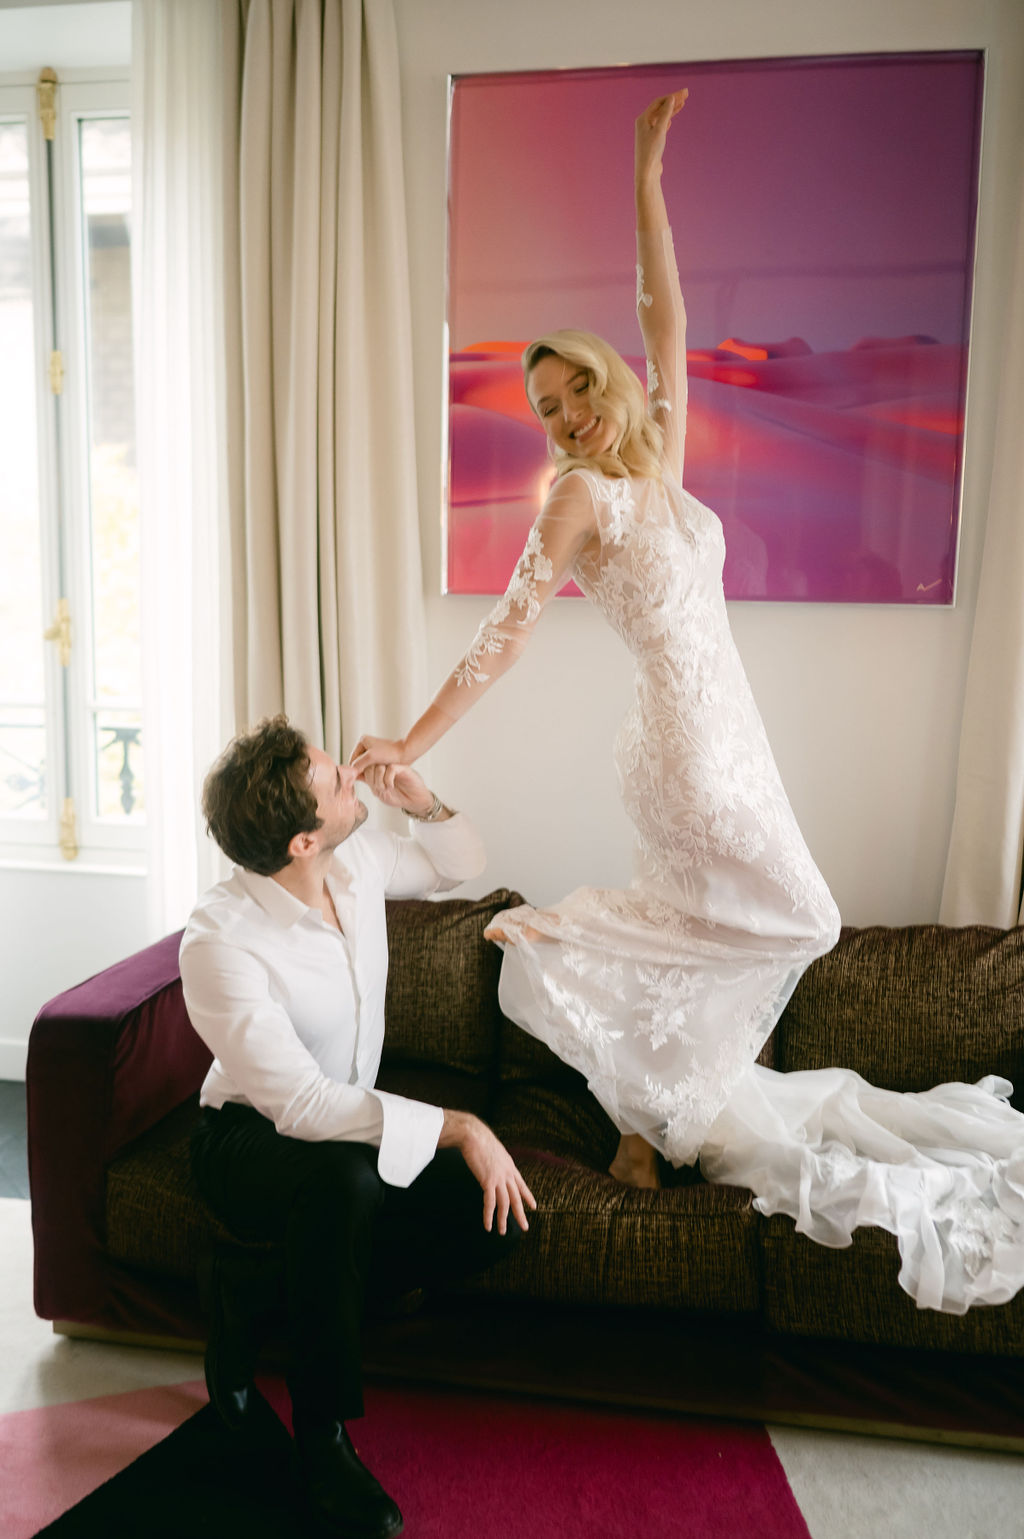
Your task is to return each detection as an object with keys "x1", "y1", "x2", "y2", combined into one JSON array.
[{"x1": 180, "y1": 715, "x2": 534, "y2": 1539}]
